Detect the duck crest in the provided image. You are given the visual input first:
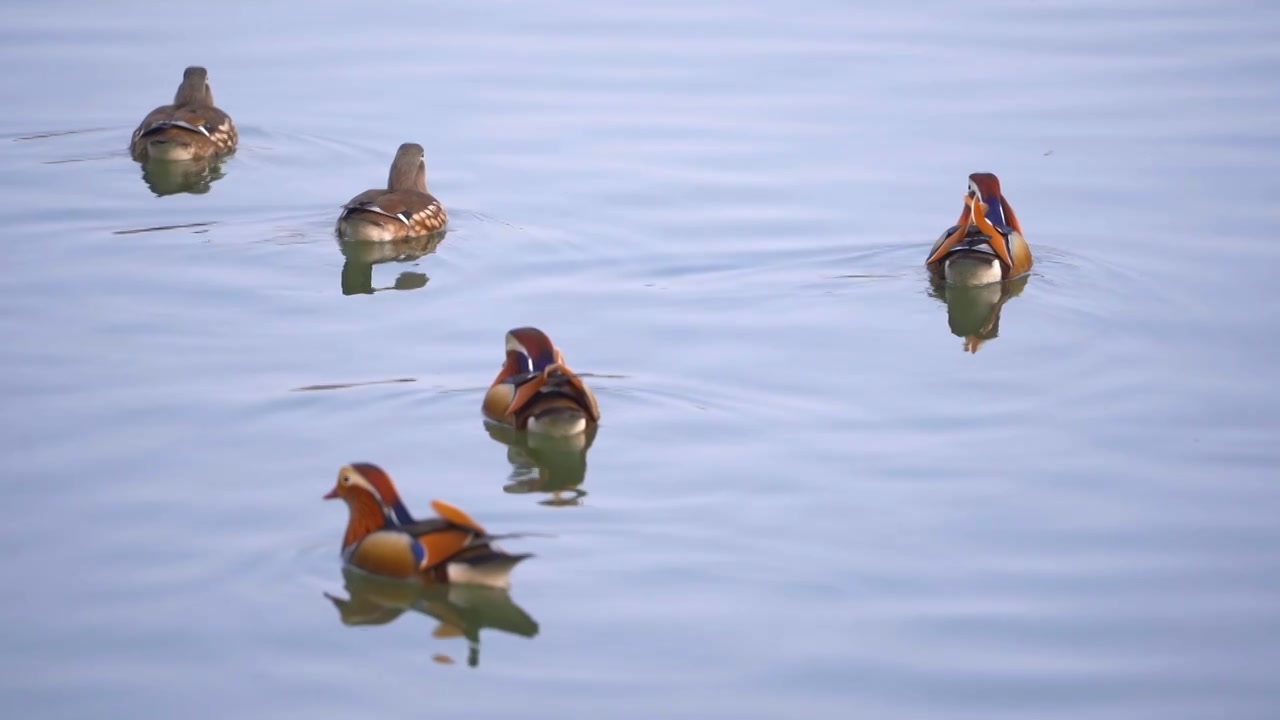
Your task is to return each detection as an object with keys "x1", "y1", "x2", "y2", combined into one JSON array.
[
  {"x1": 967, "y1": 172, "x2": 1009, "y2": 229},
  {"x1": 349, "y1": 462, "x2": 415, "y2": 525},
  {"x1": 504, "y1": 327, "x2": 557, "y2": 375}
]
